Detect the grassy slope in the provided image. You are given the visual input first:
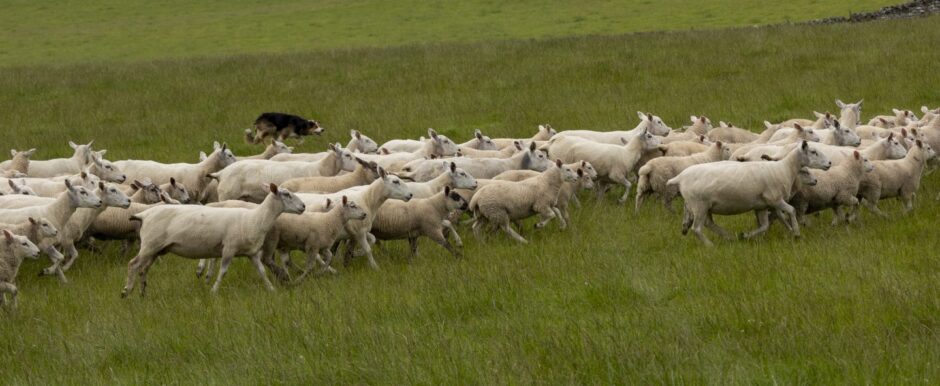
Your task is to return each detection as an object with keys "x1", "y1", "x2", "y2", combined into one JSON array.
[
  {"x1": 0, "y1": 0, "x2": 896, "y2": 67},
  {"x1": 2, "y1": 13, "x2": 940, "y2": 385}
]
